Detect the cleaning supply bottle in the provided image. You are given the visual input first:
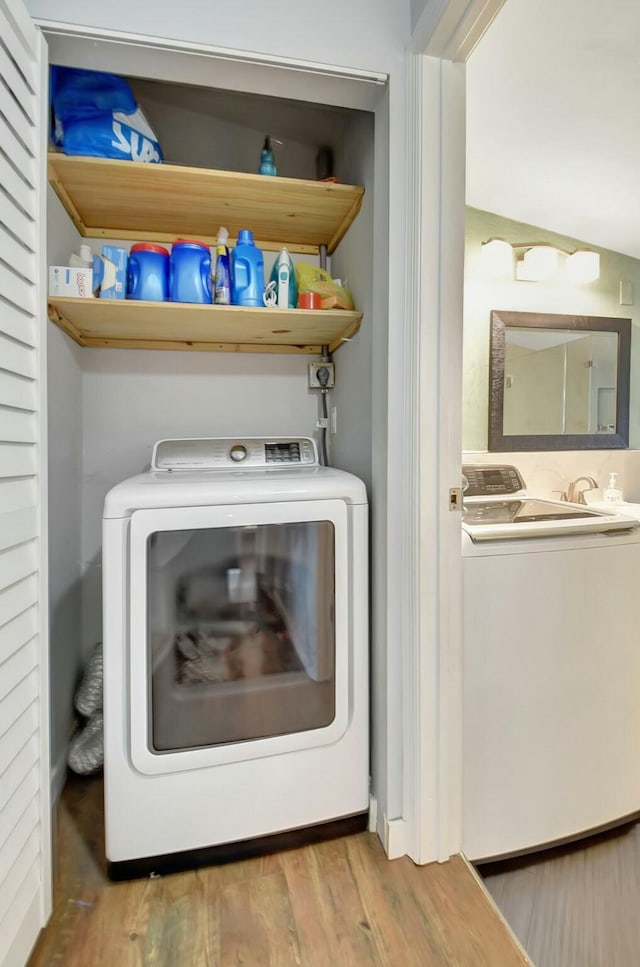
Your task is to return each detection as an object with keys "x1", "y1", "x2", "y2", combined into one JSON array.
[
  {"x1": 603, "y1": 472, "x2": 623, "y2": 503},
  {"x1": 230, "y1": 229, "x2": 265, "y2": 307},
  {"x1": 259, "y1": 136, "x2": 277, "y2": 176},
  {"x1": 269, "y1": 247, "x2": 298, "y2": 309},
  {"x1": 213, "y1": 226, "x2": 231, "y2": 305}
]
